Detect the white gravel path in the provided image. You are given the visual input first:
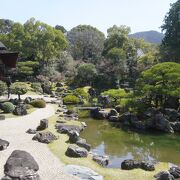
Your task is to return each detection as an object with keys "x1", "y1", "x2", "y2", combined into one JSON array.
[{"x1": 0, "y1": 104, "x2": 79, "y2": 180}]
